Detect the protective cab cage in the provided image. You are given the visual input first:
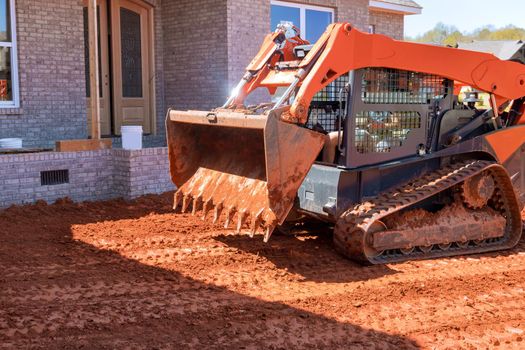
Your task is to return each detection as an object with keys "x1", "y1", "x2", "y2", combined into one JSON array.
[{"x1": 308, "y1": 67, "x2": 453, "y2": 168}]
